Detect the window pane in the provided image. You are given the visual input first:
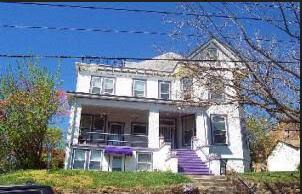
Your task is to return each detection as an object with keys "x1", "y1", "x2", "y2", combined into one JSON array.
[
  {"x1": 89, "y1": 150, "x2": 102, "y2": 170},
  {"x1": 91, "y1": 77, "x2": 102, "y2": 94},
  {"x1": 73, "y1": 149, "x2": 86, "y2": 169},
  {"x1": 207, "y1": 48, "x2": 218, "y2": 59},
  {"x1": 137, "y1": 163, "x2": 151, "y2": 171},
  {"x1": 133, "y1": 125, "x2": 147, "y2": 134},
  {"x1": 112, "y1": 156, "x2": 122, "y2": 171},
  {"x1": 90, "y1": 150, "x2": 102, "y2": 161},
  {"x1": 103, "y1": 78, "x2": 114, "y2": 94},
  {"x1": 80, "y1": 115, "x2": 92, "y2": 129},
  {"x1": 161, "y1": 93, "x2": 169, "y2": 99},
  {"x1": 160, "y1": 82, "x2": 170, "y2": 93},
  {"x1": 92, "y1": 87, "x2": 101, "y2": 94},
  {"x1": 134, "y1": 80, "x2": 145, "y2": 97},
  {"x1": 138, "y1": 153, "x2": 151, "y2": 163},
  {"x1": 74, "y1": 149, "x2": 86, "y2": 161},
  {"x1": 214, "y1": 132, "x2": 226, "y2": 144},
  {"x1": 93, "y1": 116, "x2": 104, "y2": 130}
]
